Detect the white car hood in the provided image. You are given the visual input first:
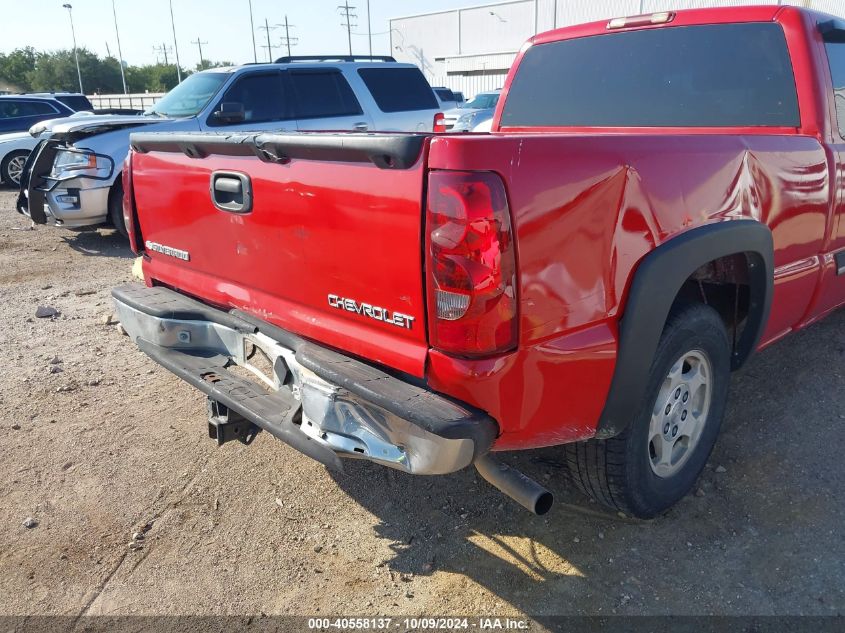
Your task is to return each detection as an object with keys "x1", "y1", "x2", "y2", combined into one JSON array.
[{"x1": 30, "y1": 114, "x2": 167, "y2": 138}]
